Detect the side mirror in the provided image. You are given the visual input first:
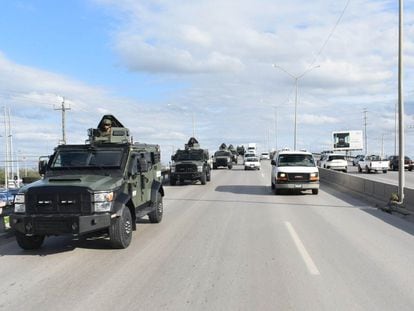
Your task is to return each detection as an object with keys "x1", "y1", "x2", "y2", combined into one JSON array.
[
  {"x1": 271, "y1": 160, "x2": 276, "y2": 166},
  {"x1": 38, "y1": 159, "x2": 48, "y2": 175}
]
